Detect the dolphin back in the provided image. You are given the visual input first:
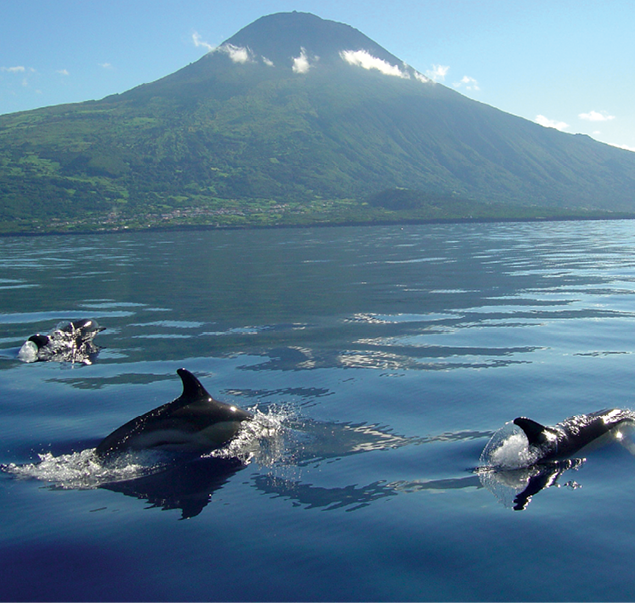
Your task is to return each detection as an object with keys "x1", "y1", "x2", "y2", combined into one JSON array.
[
  {"x1": 513, "y1": 408, "x2": 635, "y2": 462},
  {"x1": 95, "y1": 368, "x2": 253, "y2": 457},
  {"x1": 513, "y1": 417, "x2": 557, "y2": 447}
]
